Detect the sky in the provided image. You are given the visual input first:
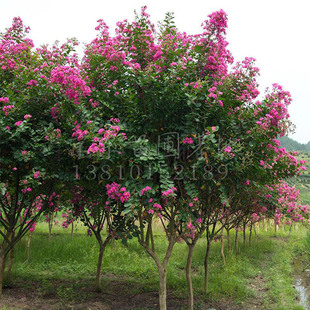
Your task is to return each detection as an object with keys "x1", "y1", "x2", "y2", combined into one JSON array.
[{"x1": 0, "y1": 0, "x2": 309, "y2": 143}]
